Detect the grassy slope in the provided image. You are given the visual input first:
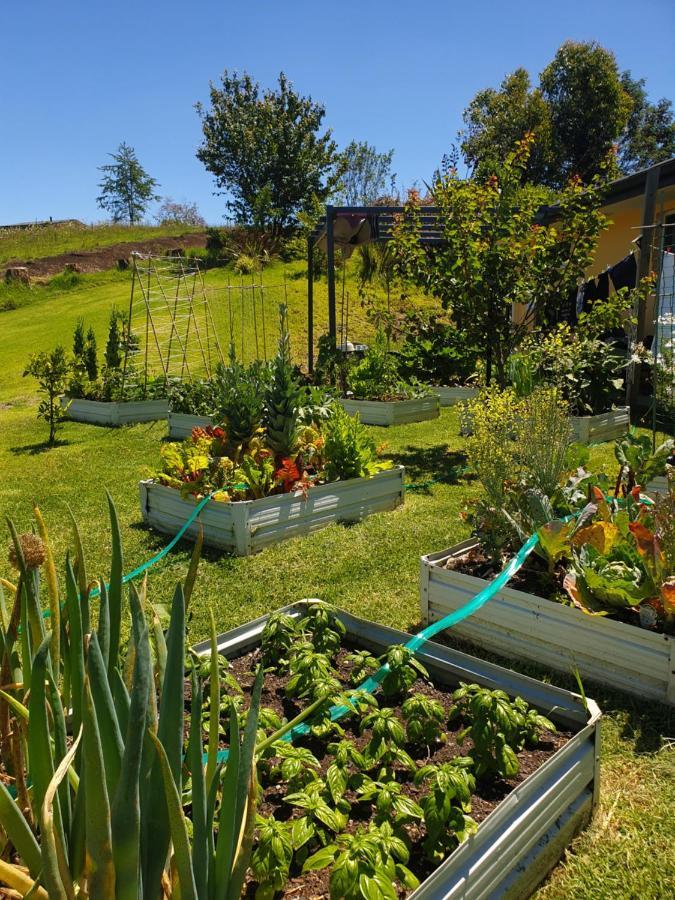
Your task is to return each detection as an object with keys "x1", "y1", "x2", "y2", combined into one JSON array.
[
  {"x1": 0, "y1": 258, "x2": 672, "y2": 898},
  {"x1": 0, "y1": 222, "x2": 204, "y2": 264}
]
